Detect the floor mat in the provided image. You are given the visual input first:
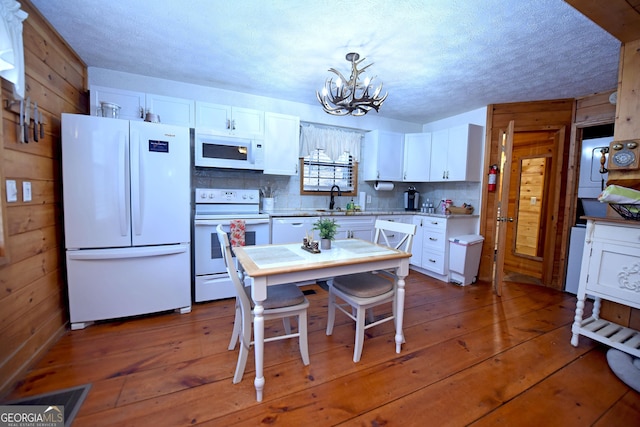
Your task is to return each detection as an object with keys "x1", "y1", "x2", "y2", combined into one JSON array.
[{"x1": 4, "y1": 384, "x2": 91, "y2": 427}]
